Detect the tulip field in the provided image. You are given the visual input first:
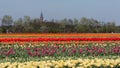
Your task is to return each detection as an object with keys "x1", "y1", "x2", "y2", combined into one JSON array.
[{"x1": 0, "y1": 33, "x2": 120, "y2": 68}]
